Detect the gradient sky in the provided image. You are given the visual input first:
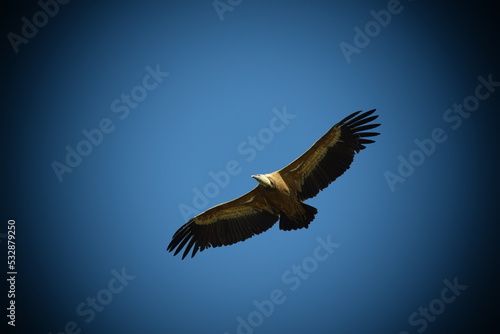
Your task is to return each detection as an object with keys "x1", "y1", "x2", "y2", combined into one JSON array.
[{"x1": 2, "y1": 1, "x2": 499, "y2": 333}]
